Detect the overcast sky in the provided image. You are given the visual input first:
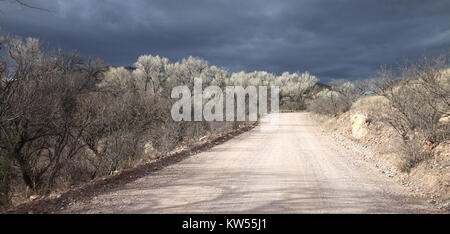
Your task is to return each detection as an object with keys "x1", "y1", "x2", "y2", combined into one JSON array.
[{"x1": 1, "y1": 0, "x2": 449, "y2": 81}]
